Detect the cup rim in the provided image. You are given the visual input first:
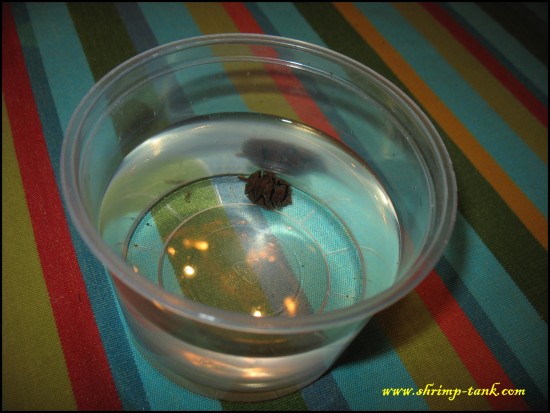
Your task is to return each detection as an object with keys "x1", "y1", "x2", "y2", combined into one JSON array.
[{"x1": 61, "y1": 33, "x2": 457, "y2": 333}]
